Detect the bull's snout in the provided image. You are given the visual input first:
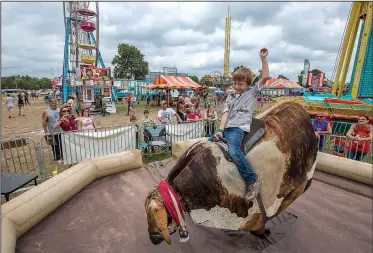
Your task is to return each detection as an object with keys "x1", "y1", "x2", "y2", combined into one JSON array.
[{"x1": 148, "y1": 229, "x2": 171, "y2": 245}]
